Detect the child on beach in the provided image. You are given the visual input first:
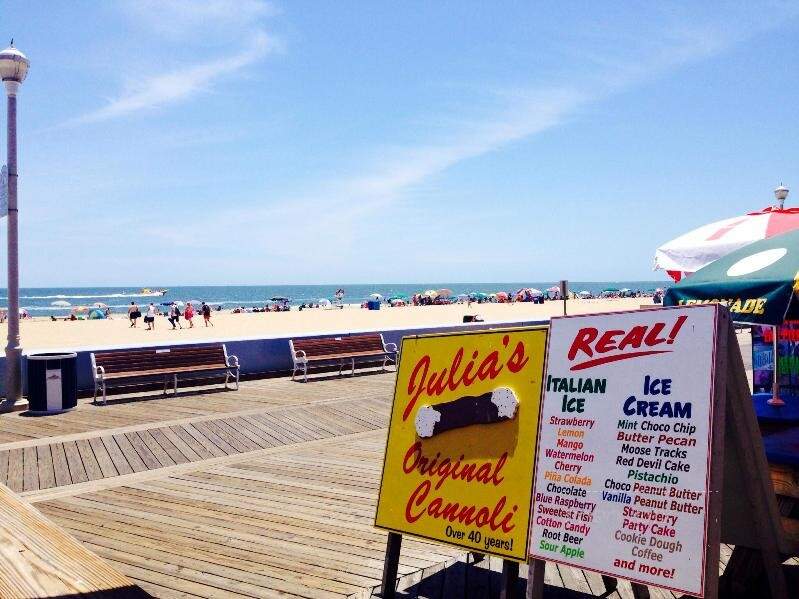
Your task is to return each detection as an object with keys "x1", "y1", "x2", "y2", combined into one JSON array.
[
  {"x1": 201, "y1": 302, "x2": 214, "y2": 327},
  {"x1": 184, "y1": 302, "x2": 194, "y2": 327},
  {"x1": 144, "y1": 303, "x2": 157, "y2": 330},
  {"x1": 128, "y1": 302, "x2": 141, "y2": 327}
]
